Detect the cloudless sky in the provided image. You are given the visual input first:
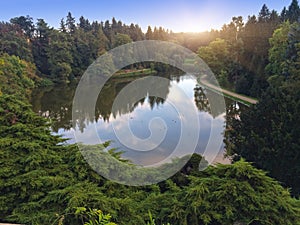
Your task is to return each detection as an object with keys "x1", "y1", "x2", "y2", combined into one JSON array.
[{"x1": 0, "y1": 0, "x2": 292, "y2": 32}]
